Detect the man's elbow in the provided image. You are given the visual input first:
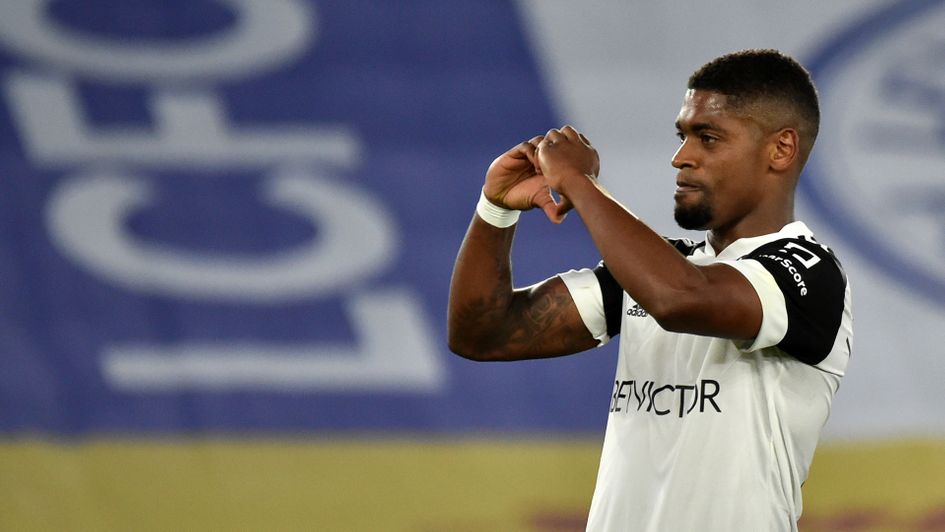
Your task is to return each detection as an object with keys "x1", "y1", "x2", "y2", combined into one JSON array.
[
  {"x1": 651, "y1": 314, "x2": 689, "y2": 334},
  {"x1": 447, "y1": 338, "x2": 483, "y2": 361},
  {"x1": 646, "y1": 299, "x2": 696, "y2": 334},
  {"x1": 447, "y1": 329, "x2": 495, "y2": 362}
]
